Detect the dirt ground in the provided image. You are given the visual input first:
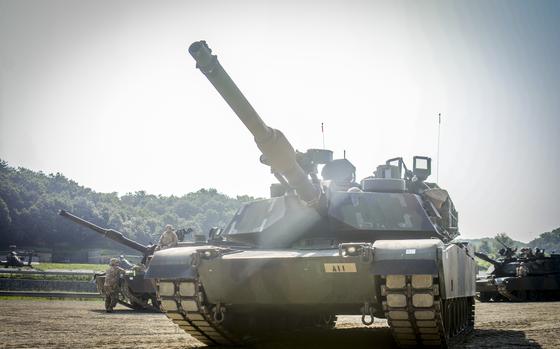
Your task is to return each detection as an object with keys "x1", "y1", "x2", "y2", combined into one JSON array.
[{"x1": 0, "y1": 299, "x2": 557, "y2": 348}]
